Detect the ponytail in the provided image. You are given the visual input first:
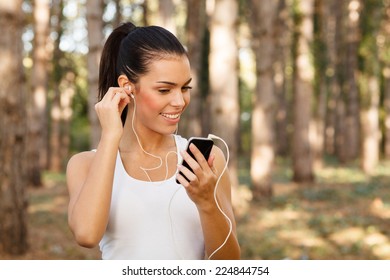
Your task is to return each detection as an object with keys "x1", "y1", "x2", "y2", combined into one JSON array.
[{"x1": 98, "y1": 22, "x2": 137, "y2": 101}]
